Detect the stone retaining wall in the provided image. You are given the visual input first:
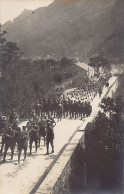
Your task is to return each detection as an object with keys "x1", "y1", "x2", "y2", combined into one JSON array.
[
  {"x1": 35, "y1": 123, "x2": 89, "y2": 194},
  {"x1": 35, "y1": 76, "x2": 119, "y2": 194}
]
